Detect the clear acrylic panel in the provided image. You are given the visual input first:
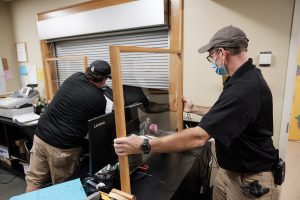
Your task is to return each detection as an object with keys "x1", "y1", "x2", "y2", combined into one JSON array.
[{"x1": 114, "y1": 51, "x2": 179, "y2": 171}]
